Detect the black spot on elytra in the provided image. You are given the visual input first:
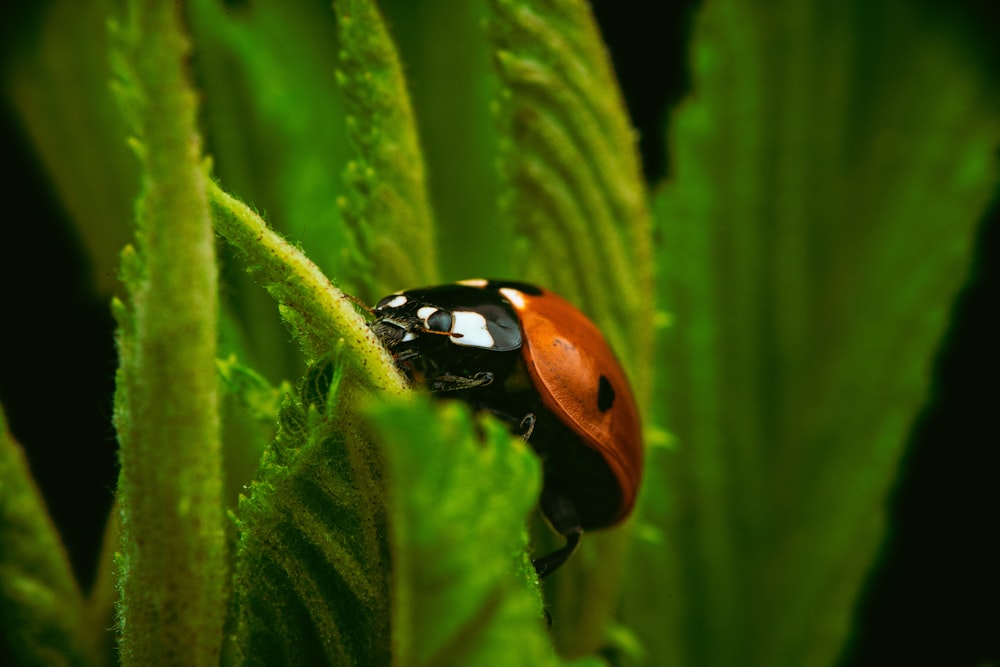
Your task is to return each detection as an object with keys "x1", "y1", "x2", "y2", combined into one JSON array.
[{"x1": 597, "y1": 375, "x2": 615, "y2": 412}]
